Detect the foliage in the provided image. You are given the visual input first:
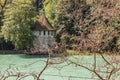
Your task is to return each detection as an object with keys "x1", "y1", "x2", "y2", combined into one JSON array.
[
  {"x1": 46, "y1": 0, "x2": 120, "y2": 52},
  {"x1": 0, "y1": 0, "x2": 119, "y2": 52},
  {"x1": 0, "y1": 0, "x2": 12, "y2": 29},
  {"x1": 43, "y1": 0, "x2": 58, "y2": 28},
  {"x1": 0, "y1": 14, "x2": 2, "y2": 29},
  {"x1": 2, "y1": 0, "x2": 37, "y2": 49},
  {"x1": 84, "y1": 0, "x2": 120, "y2": 52},
  {"x1": 53, "y1": 0, "x2": 90, "y2": 47},
  {"x1": 32, "y1": 0, "x2": 44, "y2": 12}
]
